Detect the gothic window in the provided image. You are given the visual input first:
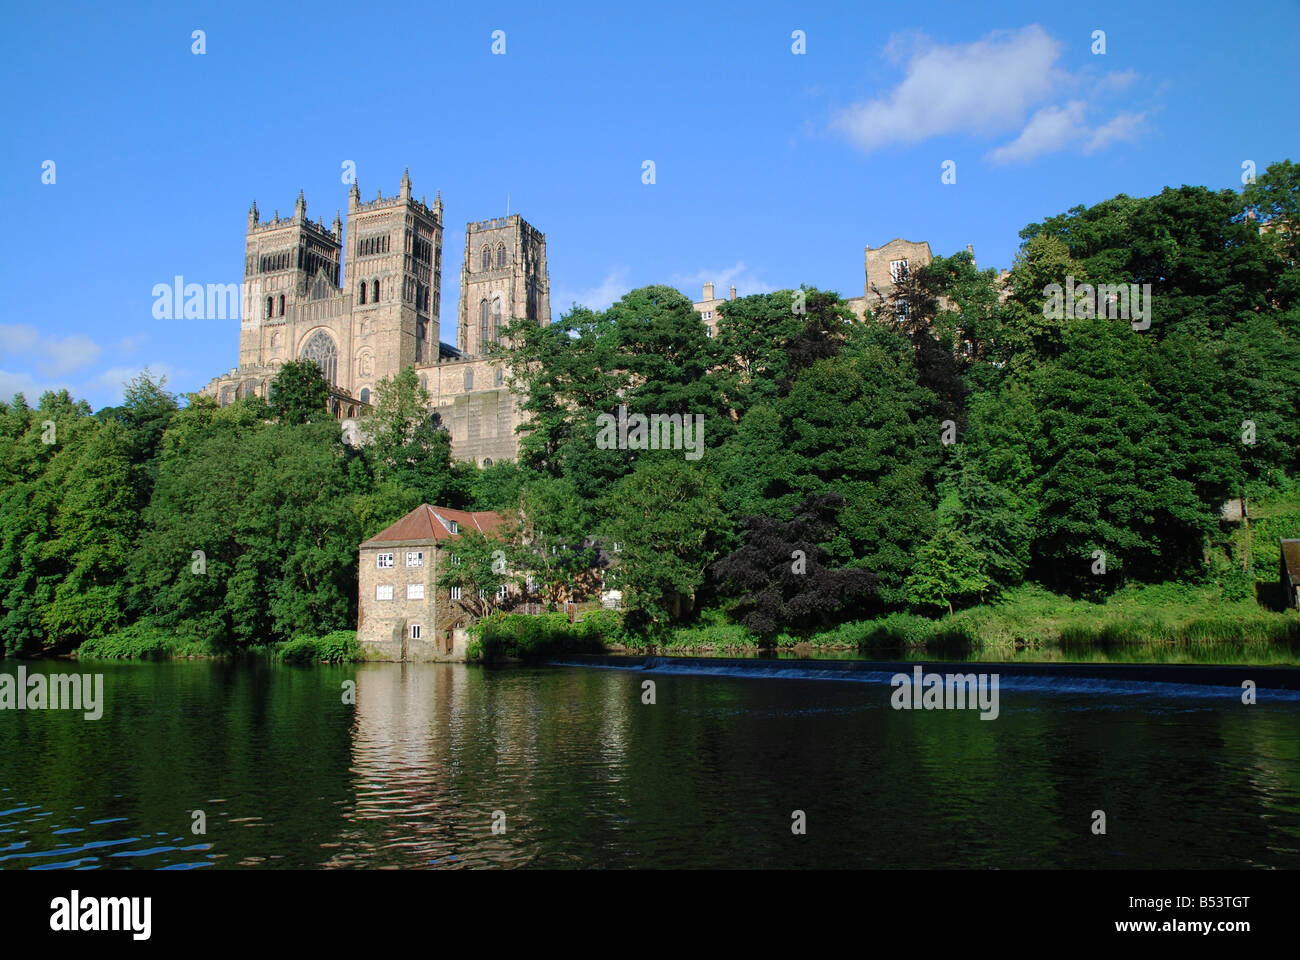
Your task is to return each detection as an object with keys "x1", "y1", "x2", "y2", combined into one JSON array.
[
  {"x1": 479, "y1": 299, "x2": 490, "y2": 348},
  {"x1": 464, "y1": 369, "x2": 474, "y2": 391},
  {"x1": 300, "y1": 330, "x2": 339, "y2": 386},
  {"x1": 278, "y1": 294, "x2": 285, "y2": 317},
  {"x1": 494, "y1": 367, "x2": 503, "y2": 388},
  {"x1": 496, "y1": 243, "x2": 506, "y2": 268},
  {"x1": 371, "y1": 279, "x2": 379, "y2": 303},
  {"x1": 481, "y1": 245, "x2": 492, "y2": 271},
  {"x1": 360, "y1": 387, "x2": 370, "y2": 404},
  {"x1": 266, "y1": 296, "x2": 273, "y2": 319},
  {"x1": 492, "y1": 298, "x2": 502, "y2": 342},
  {"x1": 359, "y1": 282, "x2": 366, "y2": 305}
]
